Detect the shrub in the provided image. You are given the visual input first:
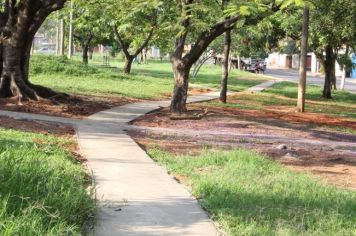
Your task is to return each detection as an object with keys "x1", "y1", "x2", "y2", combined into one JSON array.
[{"x1": 30, "y1": 55, "x2": 99, "y2": 76}]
